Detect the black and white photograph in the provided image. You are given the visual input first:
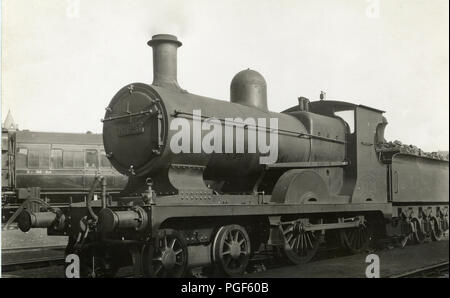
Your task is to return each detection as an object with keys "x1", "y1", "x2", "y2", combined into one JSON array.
[{"x1": 0, "y1": 0, "x2": 448, "y2": 286}]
